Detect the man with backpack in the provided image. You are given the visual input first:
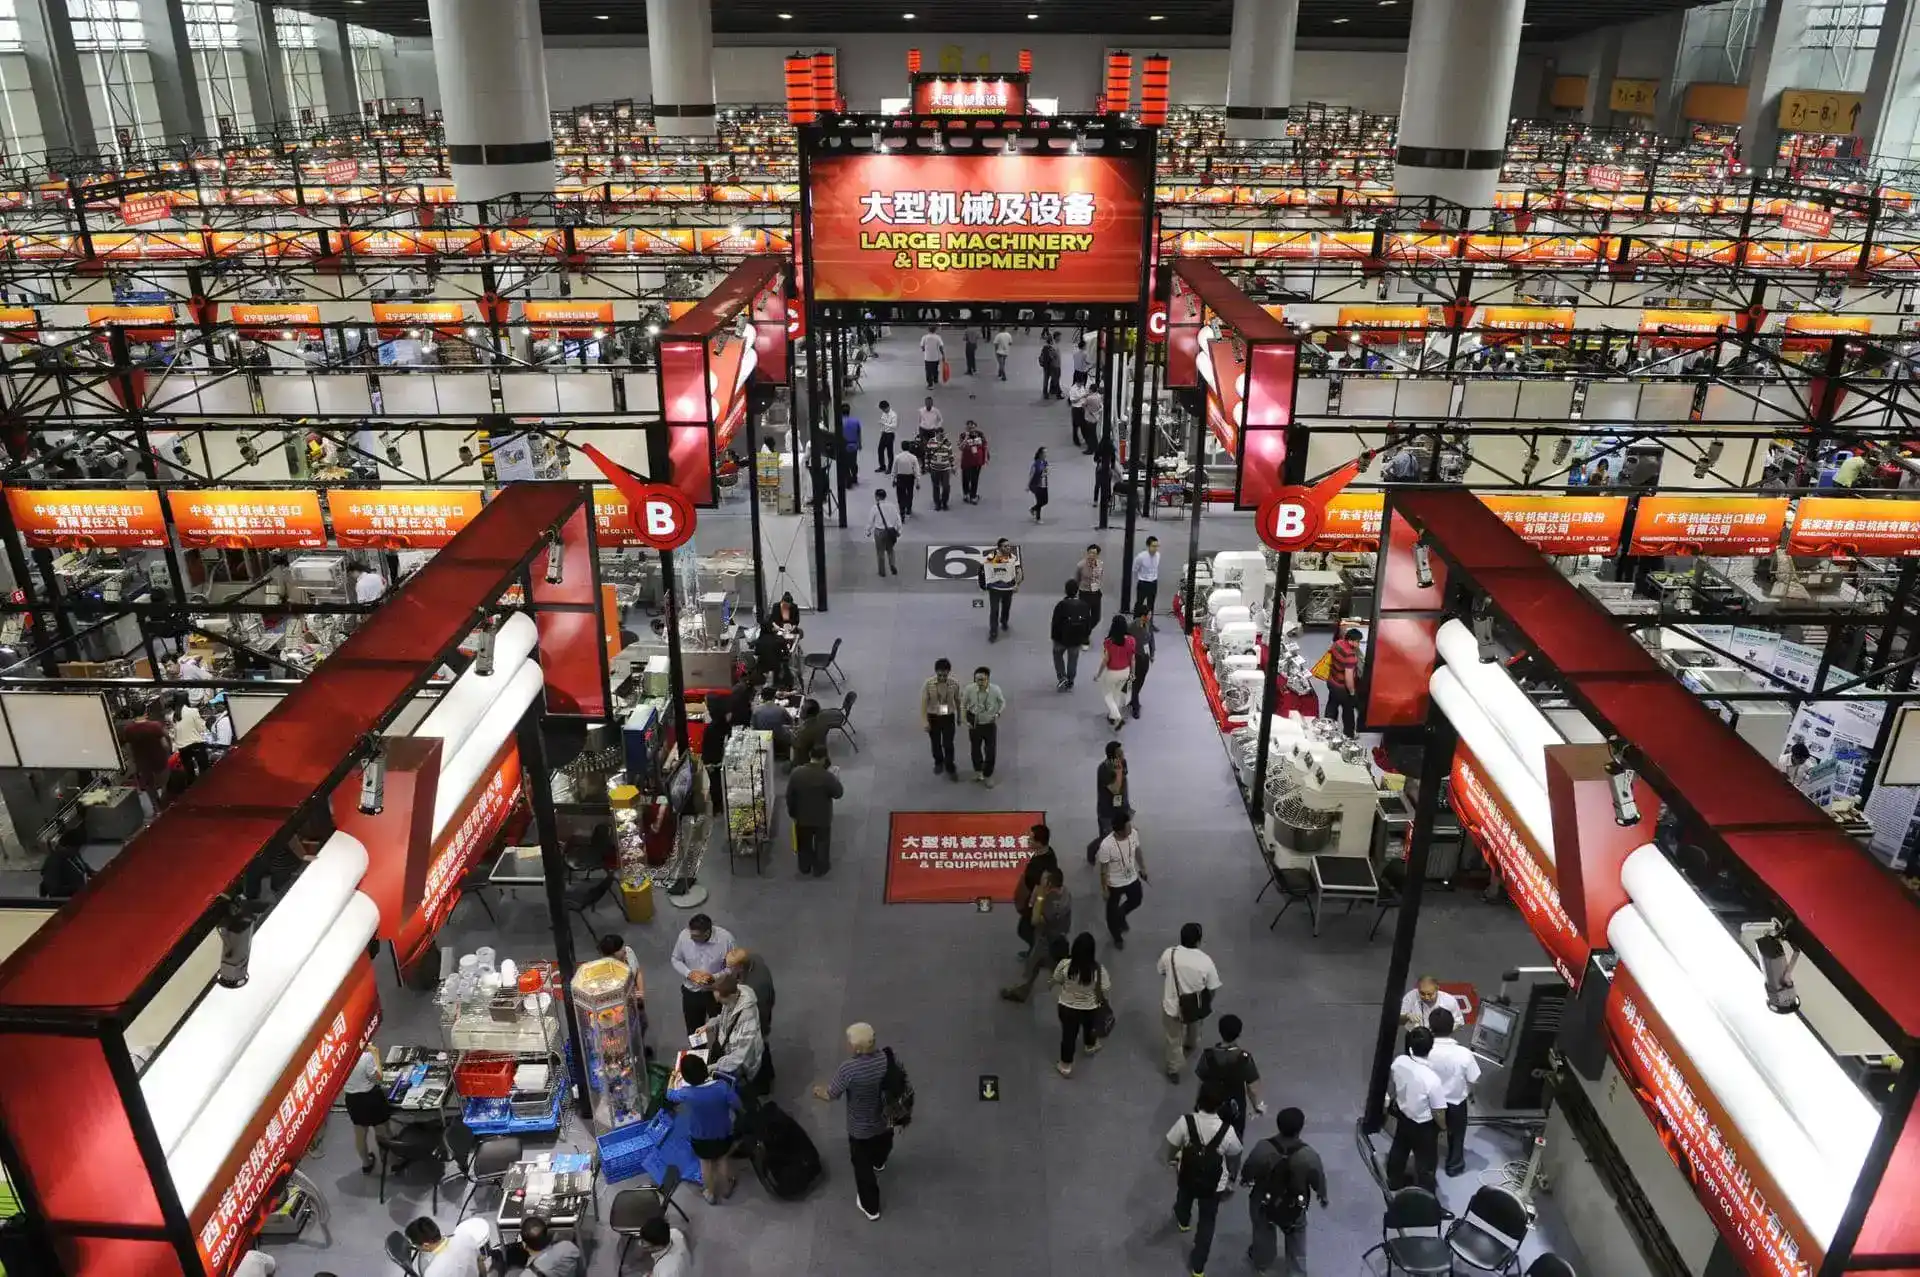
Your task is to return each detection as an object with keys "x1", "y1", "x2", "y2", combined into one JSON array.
[
  {"x1": 1164, "y1": 1086, "x2": 1242, "y2": 1277},
  {"x1": 812, "y1": 1022, "x2": 911, "y2": 1221},
  {"x1": 1241, "y1": 1107, "x2": 1328, "y2": 1275},
  {"x1": 1194, "y1": 1014, "x2": 1265, "y2": 1167},
  {"x1": 1050, "y1": 579, "x2": 1095, "y2": 690}
]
